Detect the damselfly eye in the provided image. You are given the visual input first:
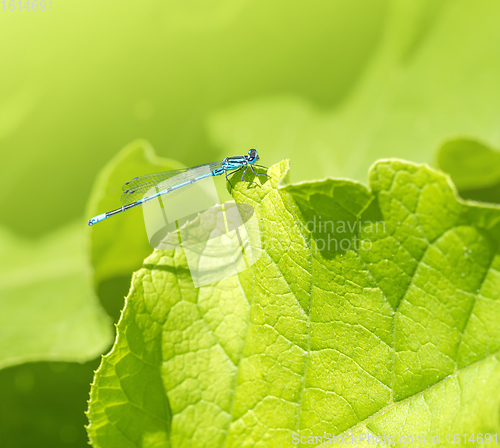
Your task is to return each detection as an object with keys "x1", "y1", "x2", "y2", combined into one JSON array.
[{"x1": 248, "y1": 148, "x2": 257, "y2": 159}]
